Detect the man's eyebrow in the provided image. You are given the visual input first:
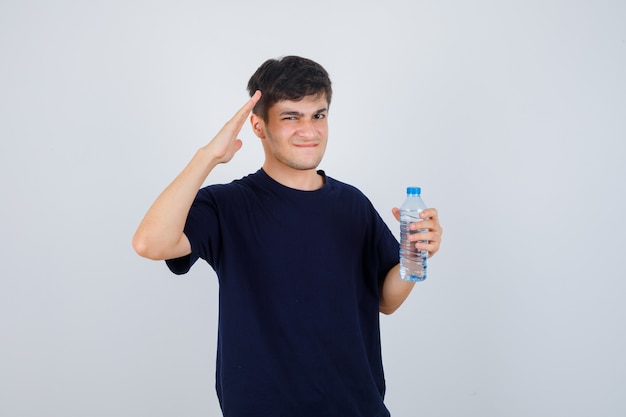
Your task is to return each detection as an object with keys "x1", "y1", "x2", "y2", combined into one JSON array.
[{"x1": 279, "y1": 108, "x2": 328, "y2": 116}]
